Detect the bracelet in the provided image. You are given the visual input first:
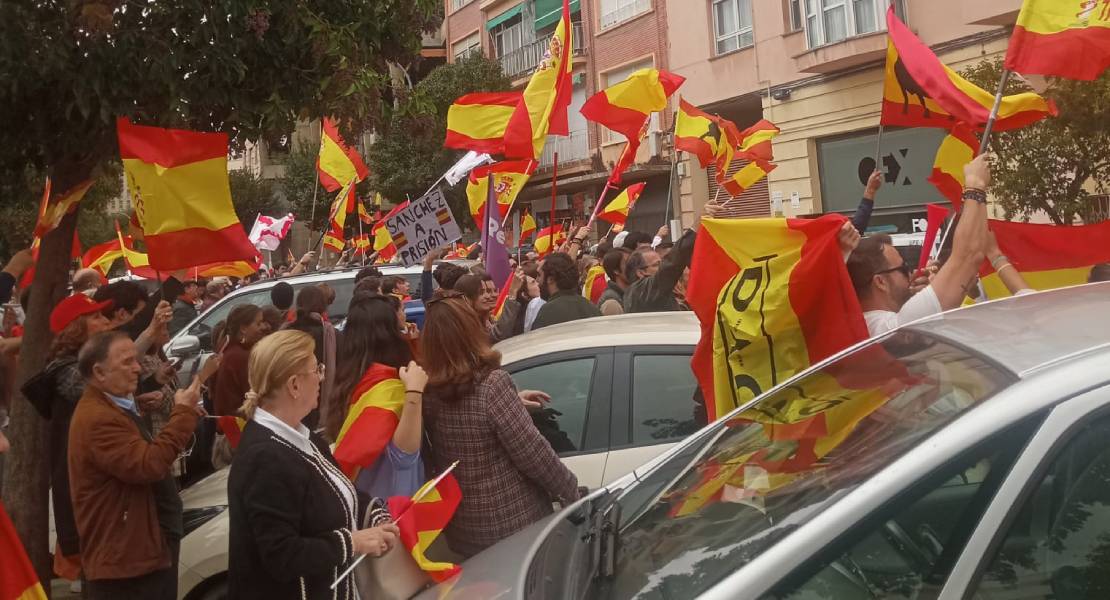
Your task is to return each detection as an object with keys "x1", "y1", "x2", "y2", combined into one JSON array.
[
  {"x1": 962, "y1": 188, "x2": 988, "y2": 204},
  {"x1": 990, "y1": 254, "x2": 1009, "y2": 269},
  {"x1": 997, "y1": 263, "x2": 1015, "y2": 274},
  {"x1": 405, "y1": 389, "x2": 423, "y2": 395}
]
